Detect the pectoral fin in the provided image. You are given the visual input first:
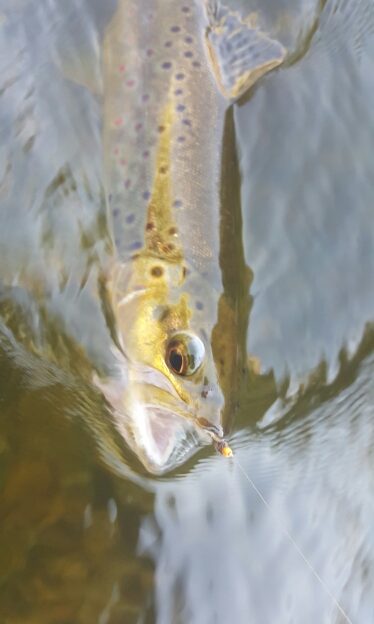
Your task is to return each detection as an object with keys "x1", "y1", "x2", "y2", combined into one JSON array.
[{"x1": 204, "y1": 1, "x2": 286, "y2": 100}]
